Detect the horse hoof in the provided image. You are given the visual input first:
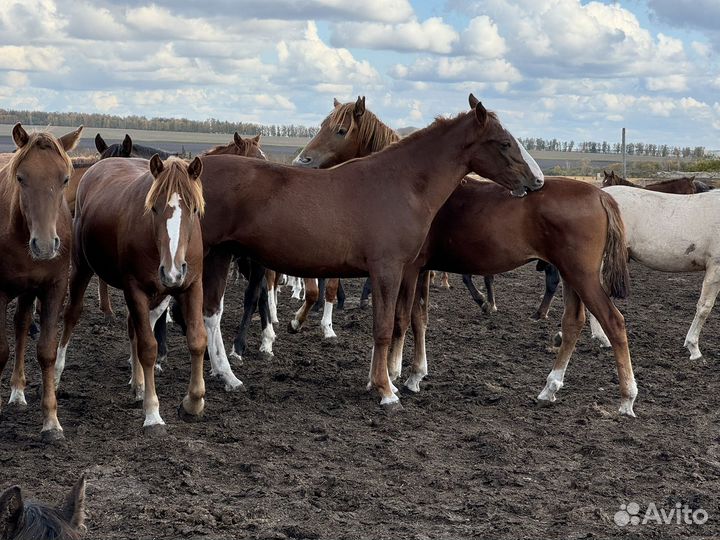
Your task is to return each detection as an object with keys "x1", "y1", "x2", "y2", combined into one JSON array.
[
  {"x1": 287, "y1": 320, "x2": 301, "y2": 334},
  {"x1": 143, "y1": 424, "x2": 167, "y2": 437},
  {"x1": 177, "y1": 404, "x2": 204, "y2": 423},
  {"x1": 381, "y1": 399, "x2": 403, "y2": 414},
  {"x1": 359, "y1": 299, "x2": 370, "y2": 309},
  {"x1": 40, "y1": 429, "x2": 65, "y2": 444},
  {"x1": 481, "y1": 303, "x2": 496, "y2": 315},
  {"x1": 229, "y1": 350, "x2": 244, "y2": 364},
  {"x1": 224, "y1": 381, "x2": 246, "y2": 393},
  {"x1": 536, "y1": 397, "x2": 556, "y2": 407}
]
